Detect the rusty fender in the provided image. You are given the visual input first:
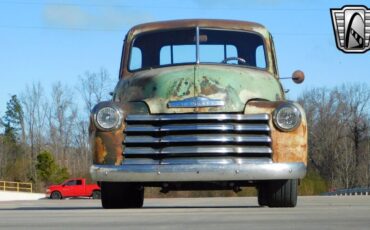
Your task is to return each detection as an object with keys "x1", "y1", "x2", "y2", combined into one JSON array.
[
  {"x1": 90, "y1": 115, "x2": 124, "y2": 166},
  {"x1": 90, "y1": 101, "x2": 149, "y2": 165},
  {"x1": 245, "y1": 101, "x2": 308, "y2": 165}
]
